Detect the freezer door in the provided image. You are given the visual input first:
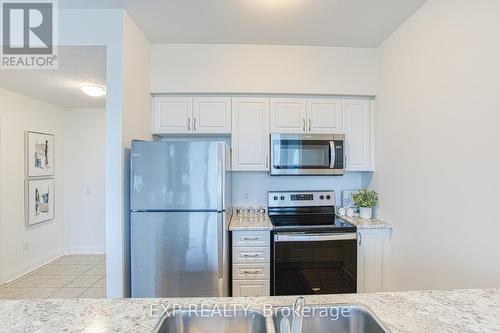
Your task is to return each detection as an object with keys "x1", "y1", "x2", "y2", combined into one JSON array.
[
  {"x1": 131, "y1": 141, "x2": 226, "y2": 211},
  {"x1": 131, "y1": 211, "x2": 228, "y2": 298}
]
